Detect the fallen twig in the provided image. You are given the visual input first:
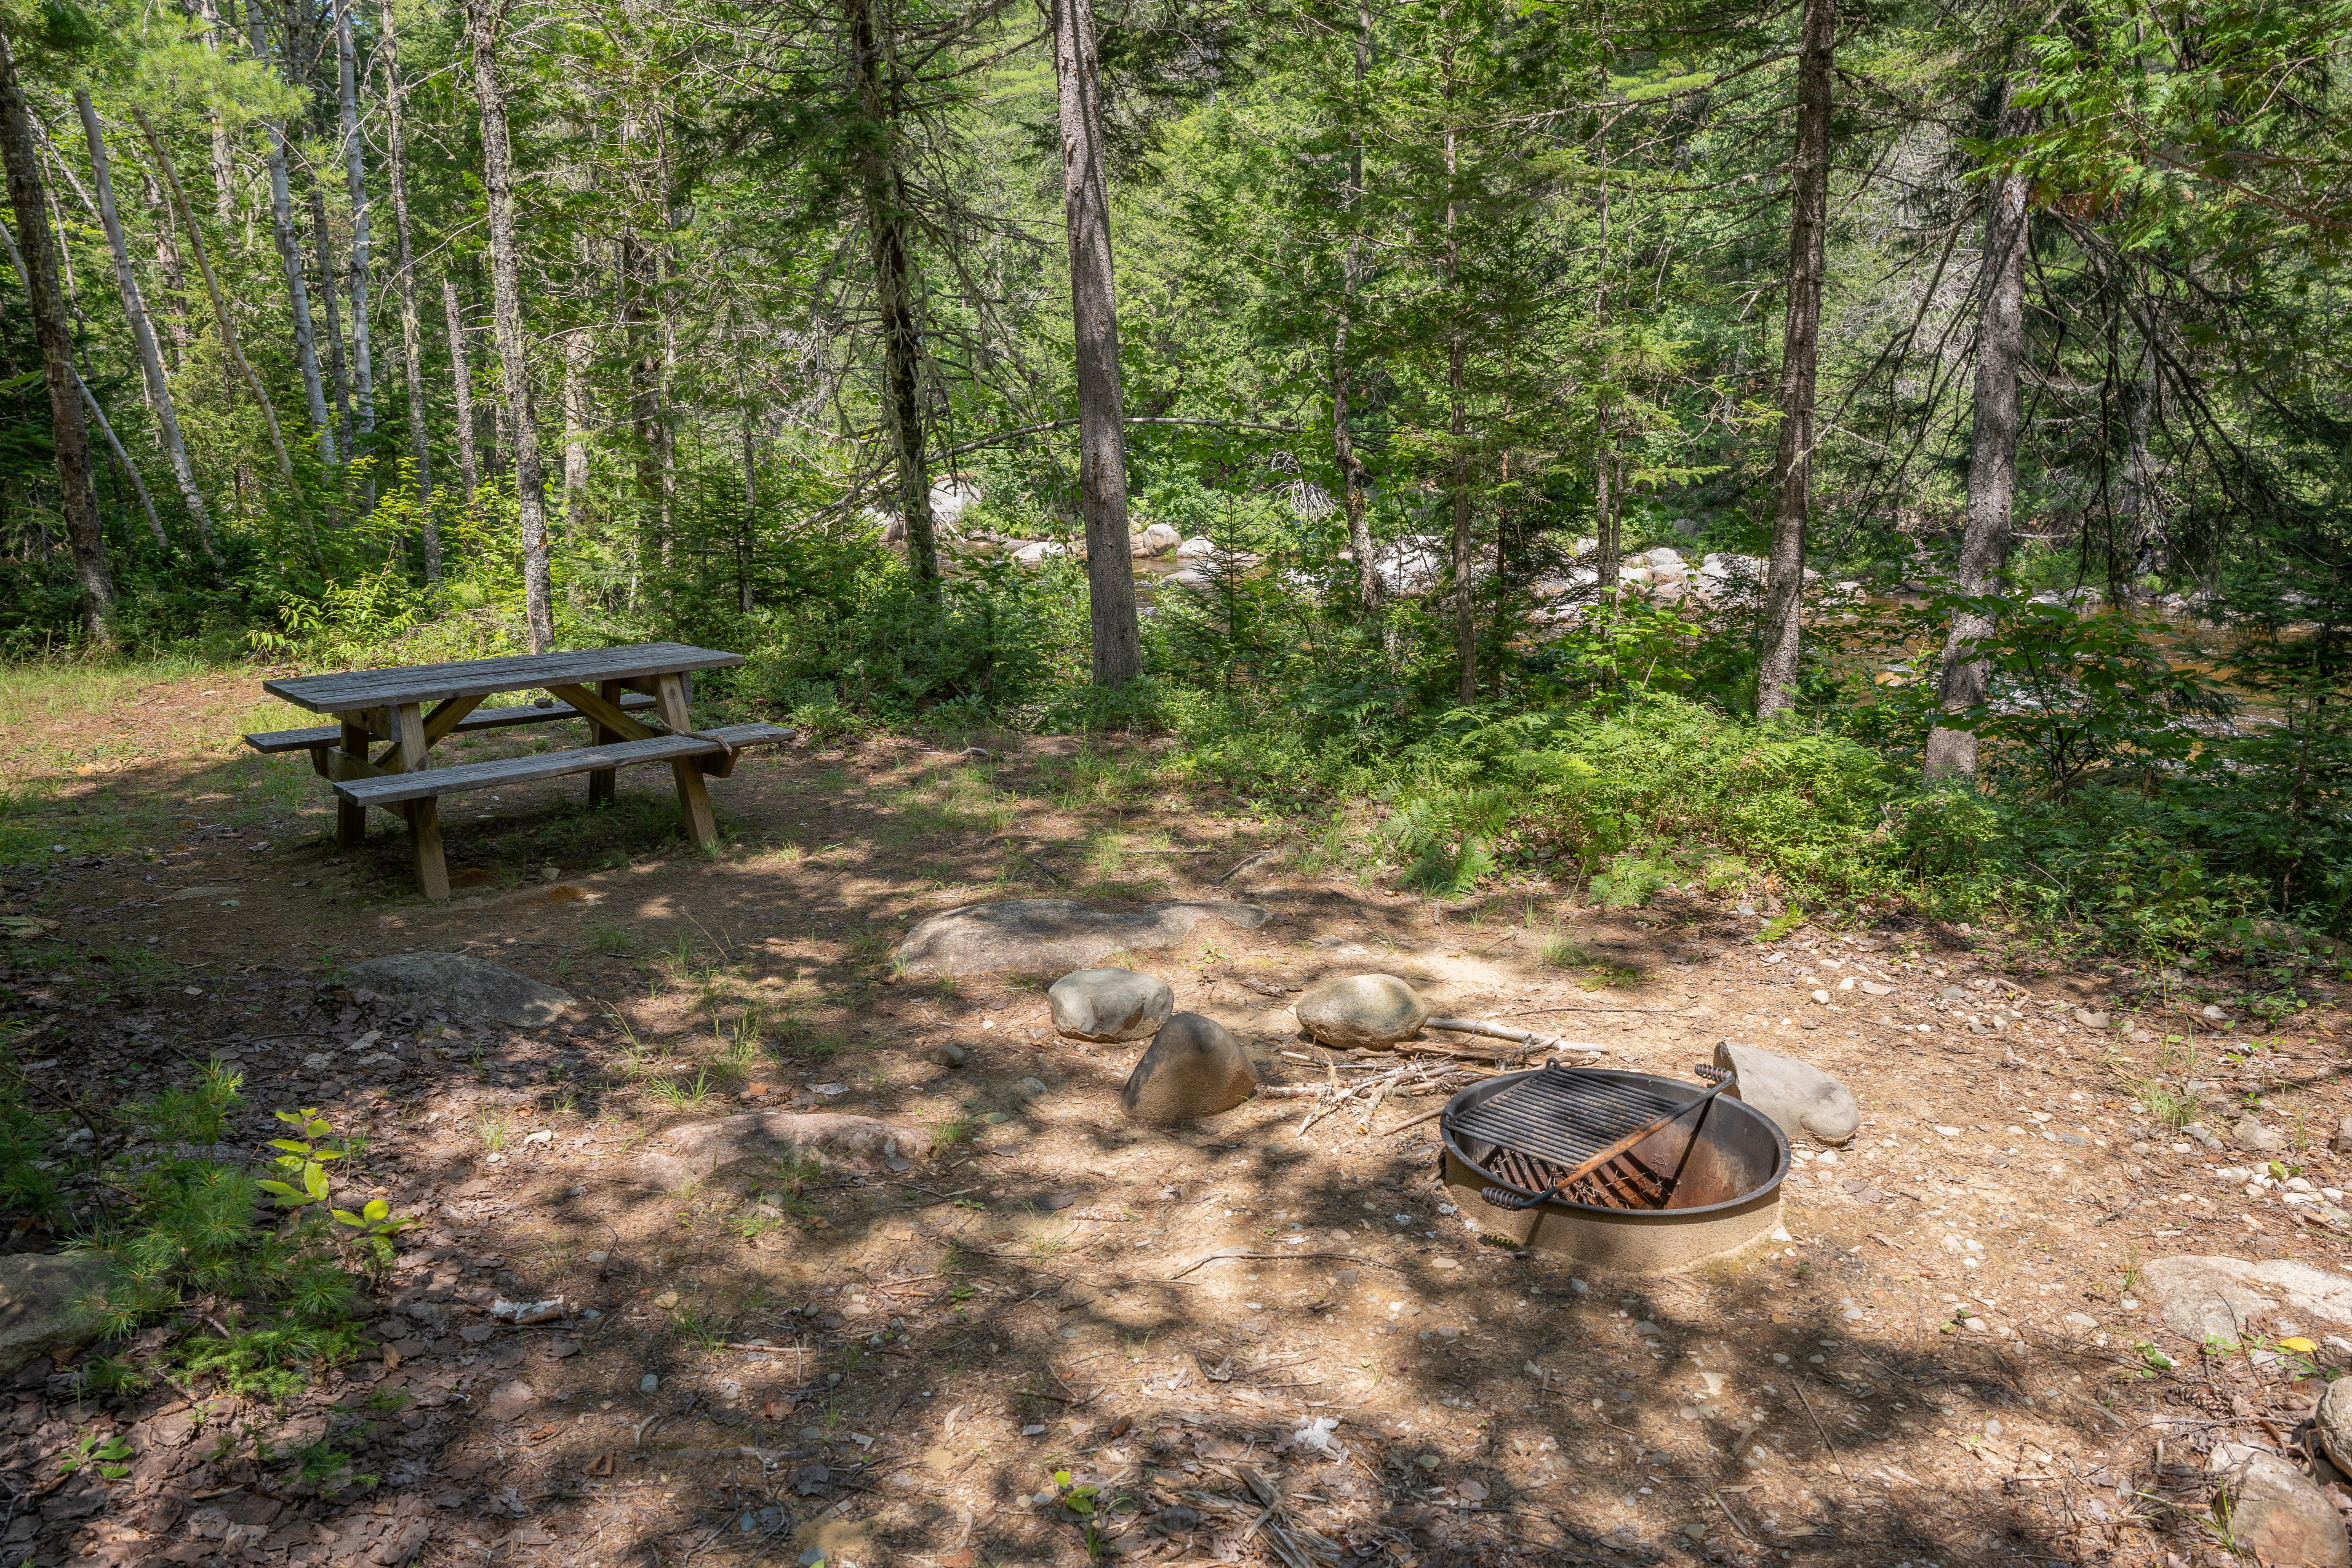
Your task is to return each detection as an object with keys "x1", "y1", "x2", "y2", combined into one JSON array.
[{"x1": 1166, "y1": 1248, "x2": 1403, "y2": 1280}]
